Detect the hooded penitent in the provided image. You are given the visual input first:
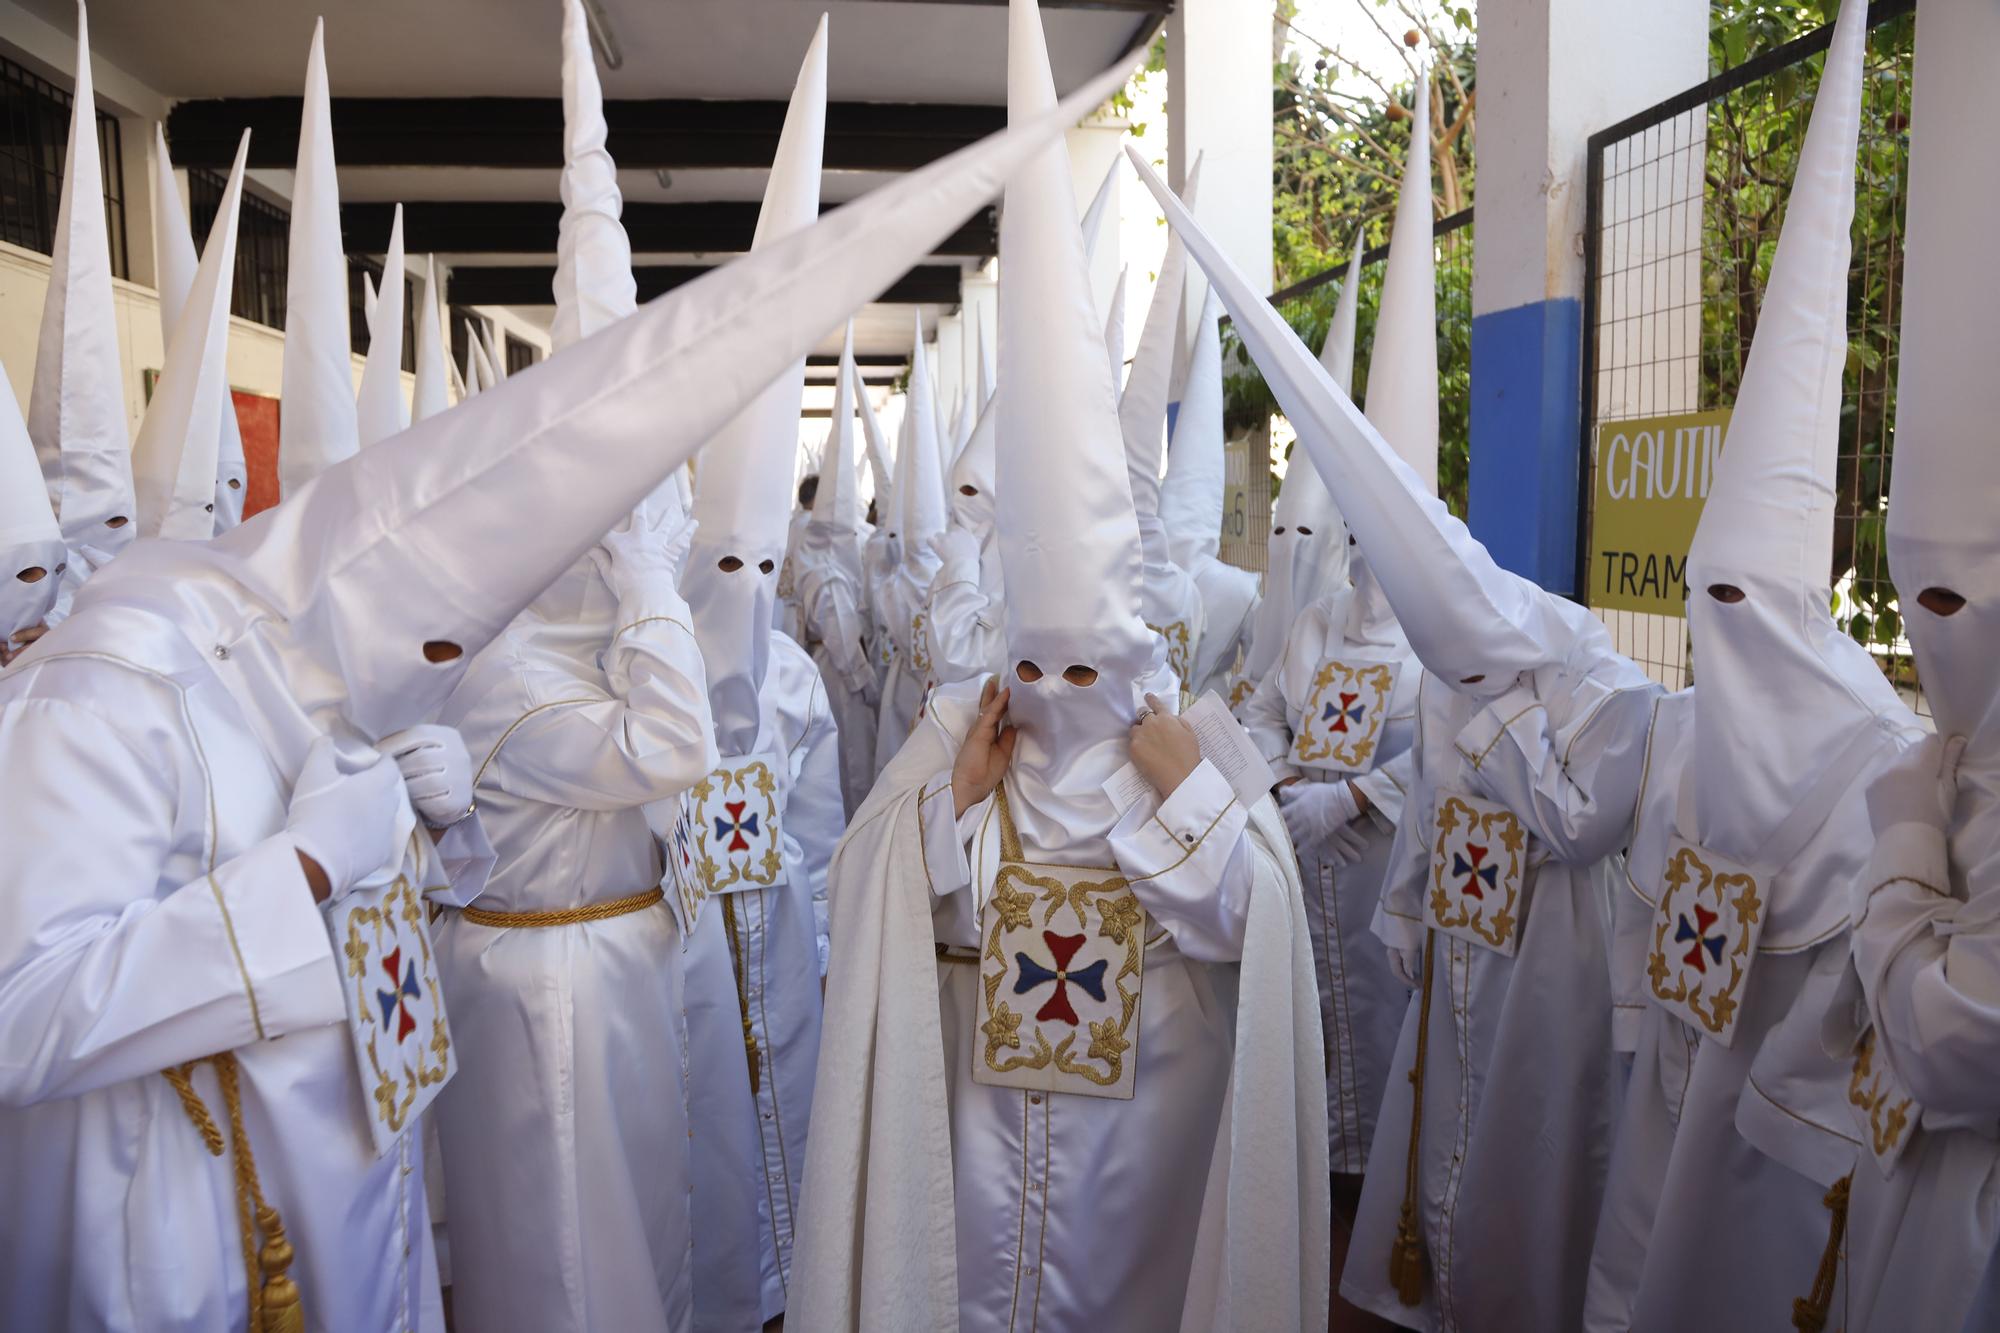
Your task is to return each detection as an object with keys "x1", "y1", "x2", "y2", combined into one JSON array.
[
  {"x1": 887, "y1": 314, "x2": 948, "y2": 644},
  {"x1": 0, "y1": 365, "x2": 63, "y2": 638},
  {"x1": 52, "y1": 30, "x2": 1135, "y2": 755},
  {"x1": 277, "y1": 19, "x2": 359, "y2": 497},
  {"x1": 1888, "y1": 1, "x2": 2000, "y2": 772},
  {"x1": 1159, "y1": 286, "x2": 1226, "y2": 569},
  {"x1": 1118, "y1": 157, "x2": 1200, "y2": 524},
  {"x1": 152, "y1": 123, "x2": 248, "y2": 529},
  {"x1": 411, "y1": 257, "x2": 450, "y2": 422},
  {"x1": 801, "y1": 322, "x2": 865, "y2": 580},
  {"x1": 684, "y1": 14, "x2": 826, "y2": 754},
  {"x1": 355, "y1": 206, "x2": 409, "y2": 448},
  {"x1": 1680, "y1": 0, "x2": 1906, "y2": 879},
  {"x1": 1080, "y1": 153, "x2": 1117, "y2": 265},
  {"x1": 854, "y1": 358, "x2": 894, "y2": 511},
  {"x1": 1103, "y1": 265, "x2": 1128, "y2": 389},
  {"x1": 1238, "y1": 233, "x2": 1360, "y2": 692},
  {"x1": 30, "y1": 0, "x2": 133, "y2": 574},
  {"x1": 131, "y1": 133, "x2": 249, "y2": 542},
  {"x1": 999, "y1": 0, "x2": 1168, "y2": 855},
  {"x1": 1132, "y1": 147, "x2": 1604, "y2": 699}
]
